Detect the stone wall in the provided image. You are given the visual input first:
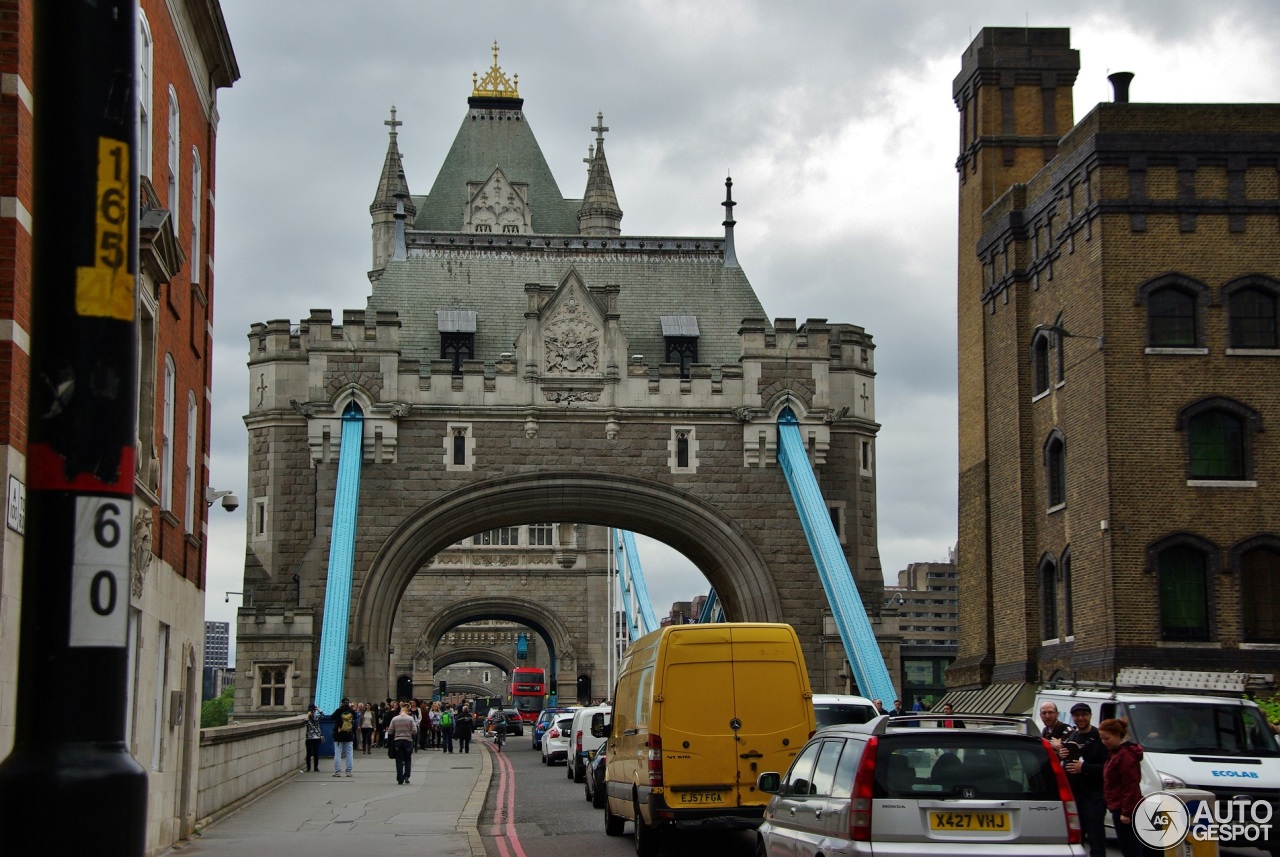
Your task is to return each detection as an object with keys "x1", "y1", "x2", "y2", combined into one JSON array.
[{"x1": 197, "y1": 716, "x2": 304, "y2": 825}]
